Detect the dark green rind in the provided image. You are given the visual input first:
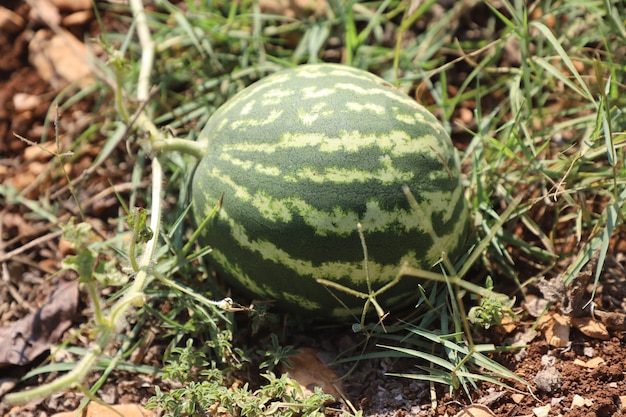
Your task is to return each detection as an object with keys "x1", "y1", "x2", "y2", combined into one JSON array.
[{"x1": 192, "y1": 64, "x2": 470, "y2": 318}]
